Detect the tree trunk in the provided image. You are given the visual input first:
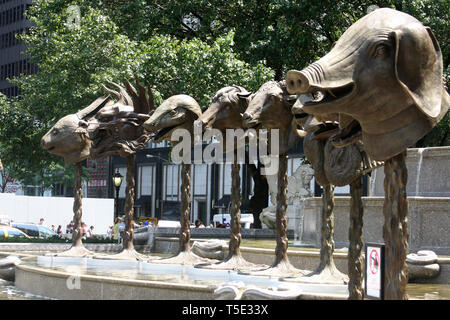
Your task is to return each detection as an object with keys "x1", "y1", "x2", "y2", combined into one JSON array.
[
  {"x1": 383, "y1": 151, "x2": 409, "y2": 300},
  {"x1": 274, "y1": 154, "x2": 289, "y2": 265},
  {"x1": 348, "y1": 176, "x2": 364, "y2": 300},
  {"x1": 179, "y1": 163, "x2": 191, "y2": 253},
  {"x1": 122, "y1": 154, "x2": 135, "y2": 251},
  {"x1": 72, "y1": 162, "x2": 83, "y2": 248}
]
